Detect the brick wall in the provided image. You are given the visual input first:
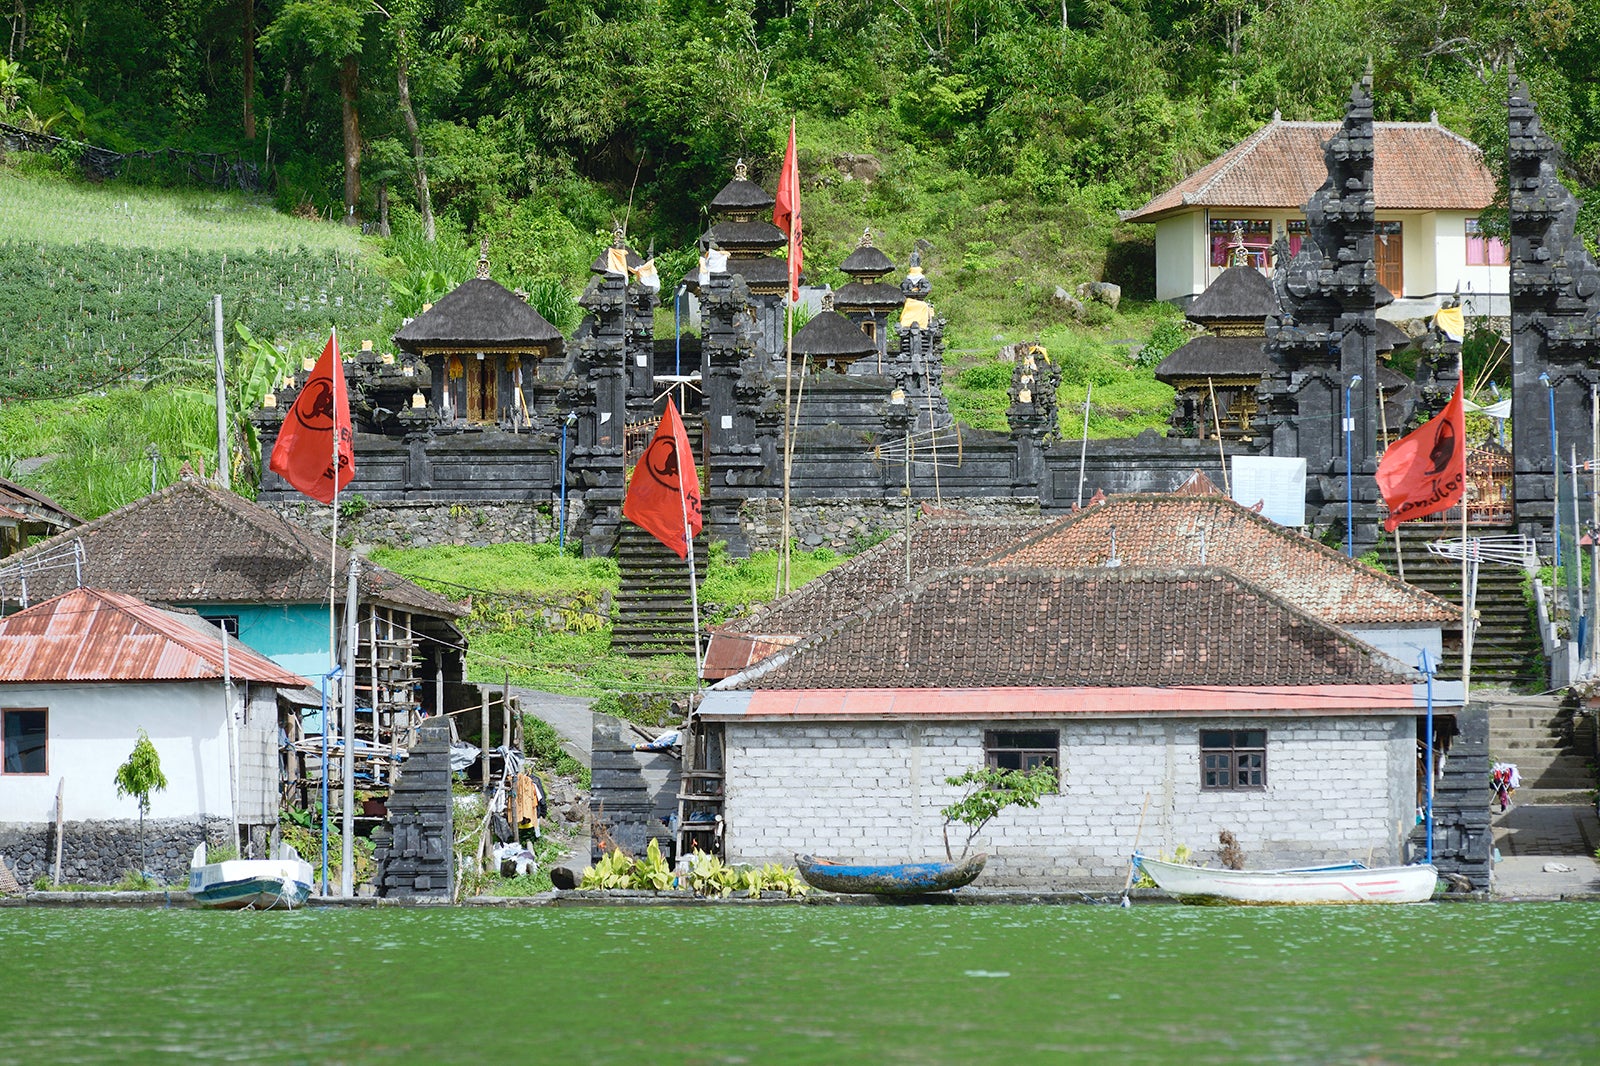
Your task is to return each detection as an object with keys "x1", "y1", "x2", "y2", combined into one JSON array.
[{"x1": 723, "y1": 716, "x2": 1415, "y2": 887}]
